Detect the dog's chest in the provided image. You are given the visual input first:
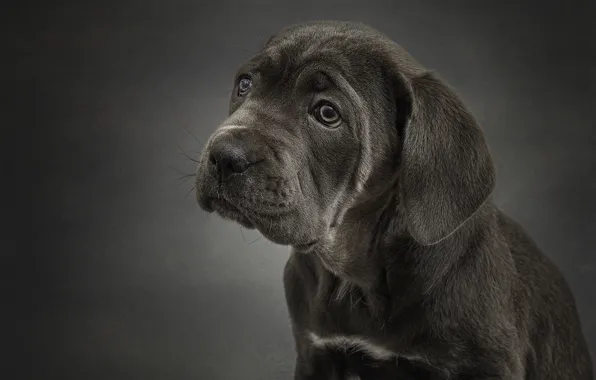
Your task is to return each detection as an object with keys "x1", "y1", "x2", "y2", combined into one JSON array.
[
  {"x1": 286, "y1": 255, "x2": 389, "y2": 336},
  {"x1": 310, "y1": 279, "x2": 384, "y2": 332},
  {"x1": 286, "y1": 255, "x2": 441, "y2": 379},
  {"x1": 306, "y1": 331, "x2": 440, "y2": 379},
  {"x1": 307, "y1": 330, "x2": 396, "y2": 361},
  {"x1": 301, "y1": 277, "x2": 397, "y2": 359}
]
